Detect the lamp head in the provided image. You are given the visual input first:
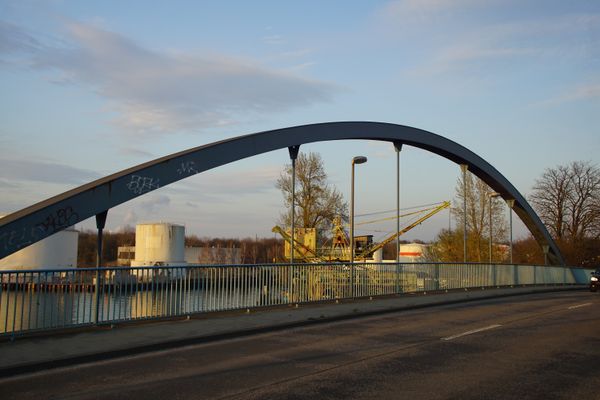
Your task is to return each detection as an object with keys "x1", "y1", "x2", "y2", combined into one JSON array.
[{"x1": 352, "y1": 156, "x2": 368, "y2": 165}]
